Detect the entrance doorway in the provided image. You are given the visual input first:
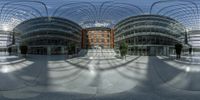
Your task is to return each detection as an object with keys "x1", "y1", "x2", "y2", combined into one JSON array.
[{"x1": 29, "y1": 47, "x2": 47, "y2": 55}]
